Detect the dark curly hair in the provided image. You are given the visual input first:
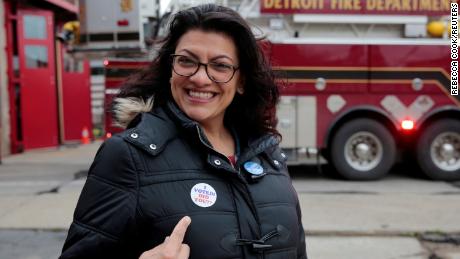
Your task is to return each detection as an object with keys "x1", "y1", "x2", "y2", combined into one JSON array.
[{"x1": 117, "y1": 4, "x2": 280, "y2": 139}]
